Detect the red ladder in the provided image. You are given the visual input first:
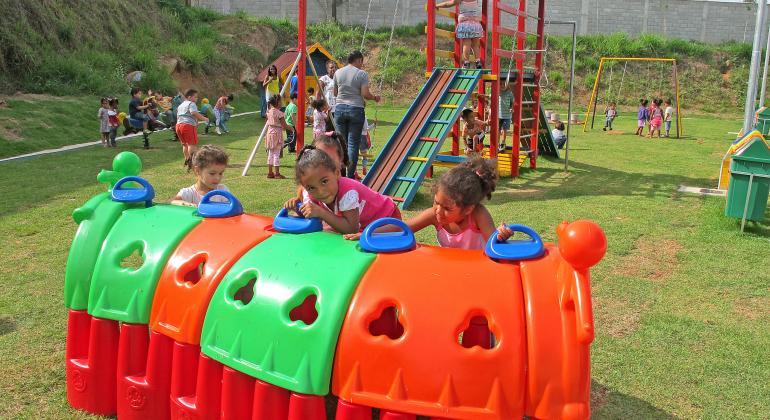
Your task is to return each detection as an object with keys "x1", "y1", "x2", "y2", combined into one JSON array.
[{"x1": 491, "y1": 0, "x2": 546, "y2": 176}]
